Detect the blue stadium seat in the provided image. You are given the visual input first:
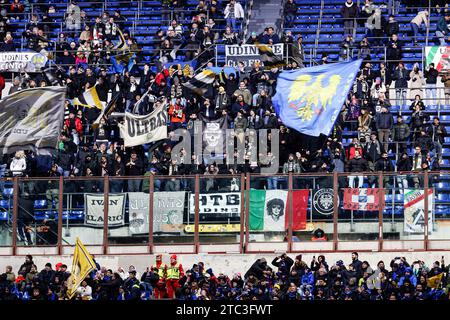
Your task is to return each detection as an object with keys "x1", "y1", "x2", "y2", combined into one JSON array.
[
  {"x1": 69, "y1": 210, "x2": 84, "y2": 220},
  {"x1": 0, "y1": 200, "x2": 9, "y2": 209},
  {"x1": 34, "y1": 200, "x2": 47, "y2": 209},
  {"x1": 437, "y1": 193, "x2": 449, "y2": 202},
  {"x1": 0, "y1": 211, "x2": 7, "y2": 220},
  {"x1": 3, "y1": 188, "x2": 13, "y2": 197}
]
